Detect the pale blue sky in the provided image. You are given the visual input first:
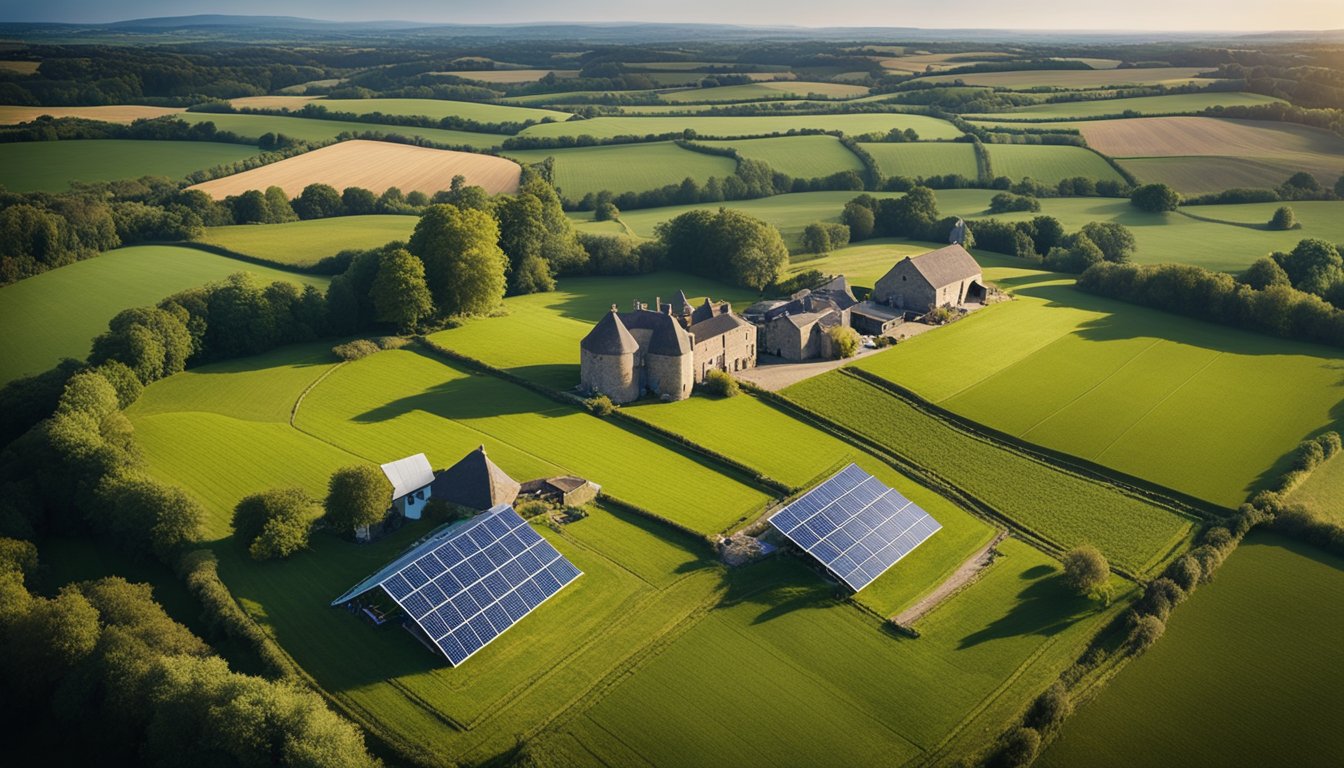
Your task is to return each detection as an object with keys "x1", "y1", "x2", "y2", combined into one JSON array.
[{"x1": 7, "y1": 0, "x2": 1344, "y2": 31}]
